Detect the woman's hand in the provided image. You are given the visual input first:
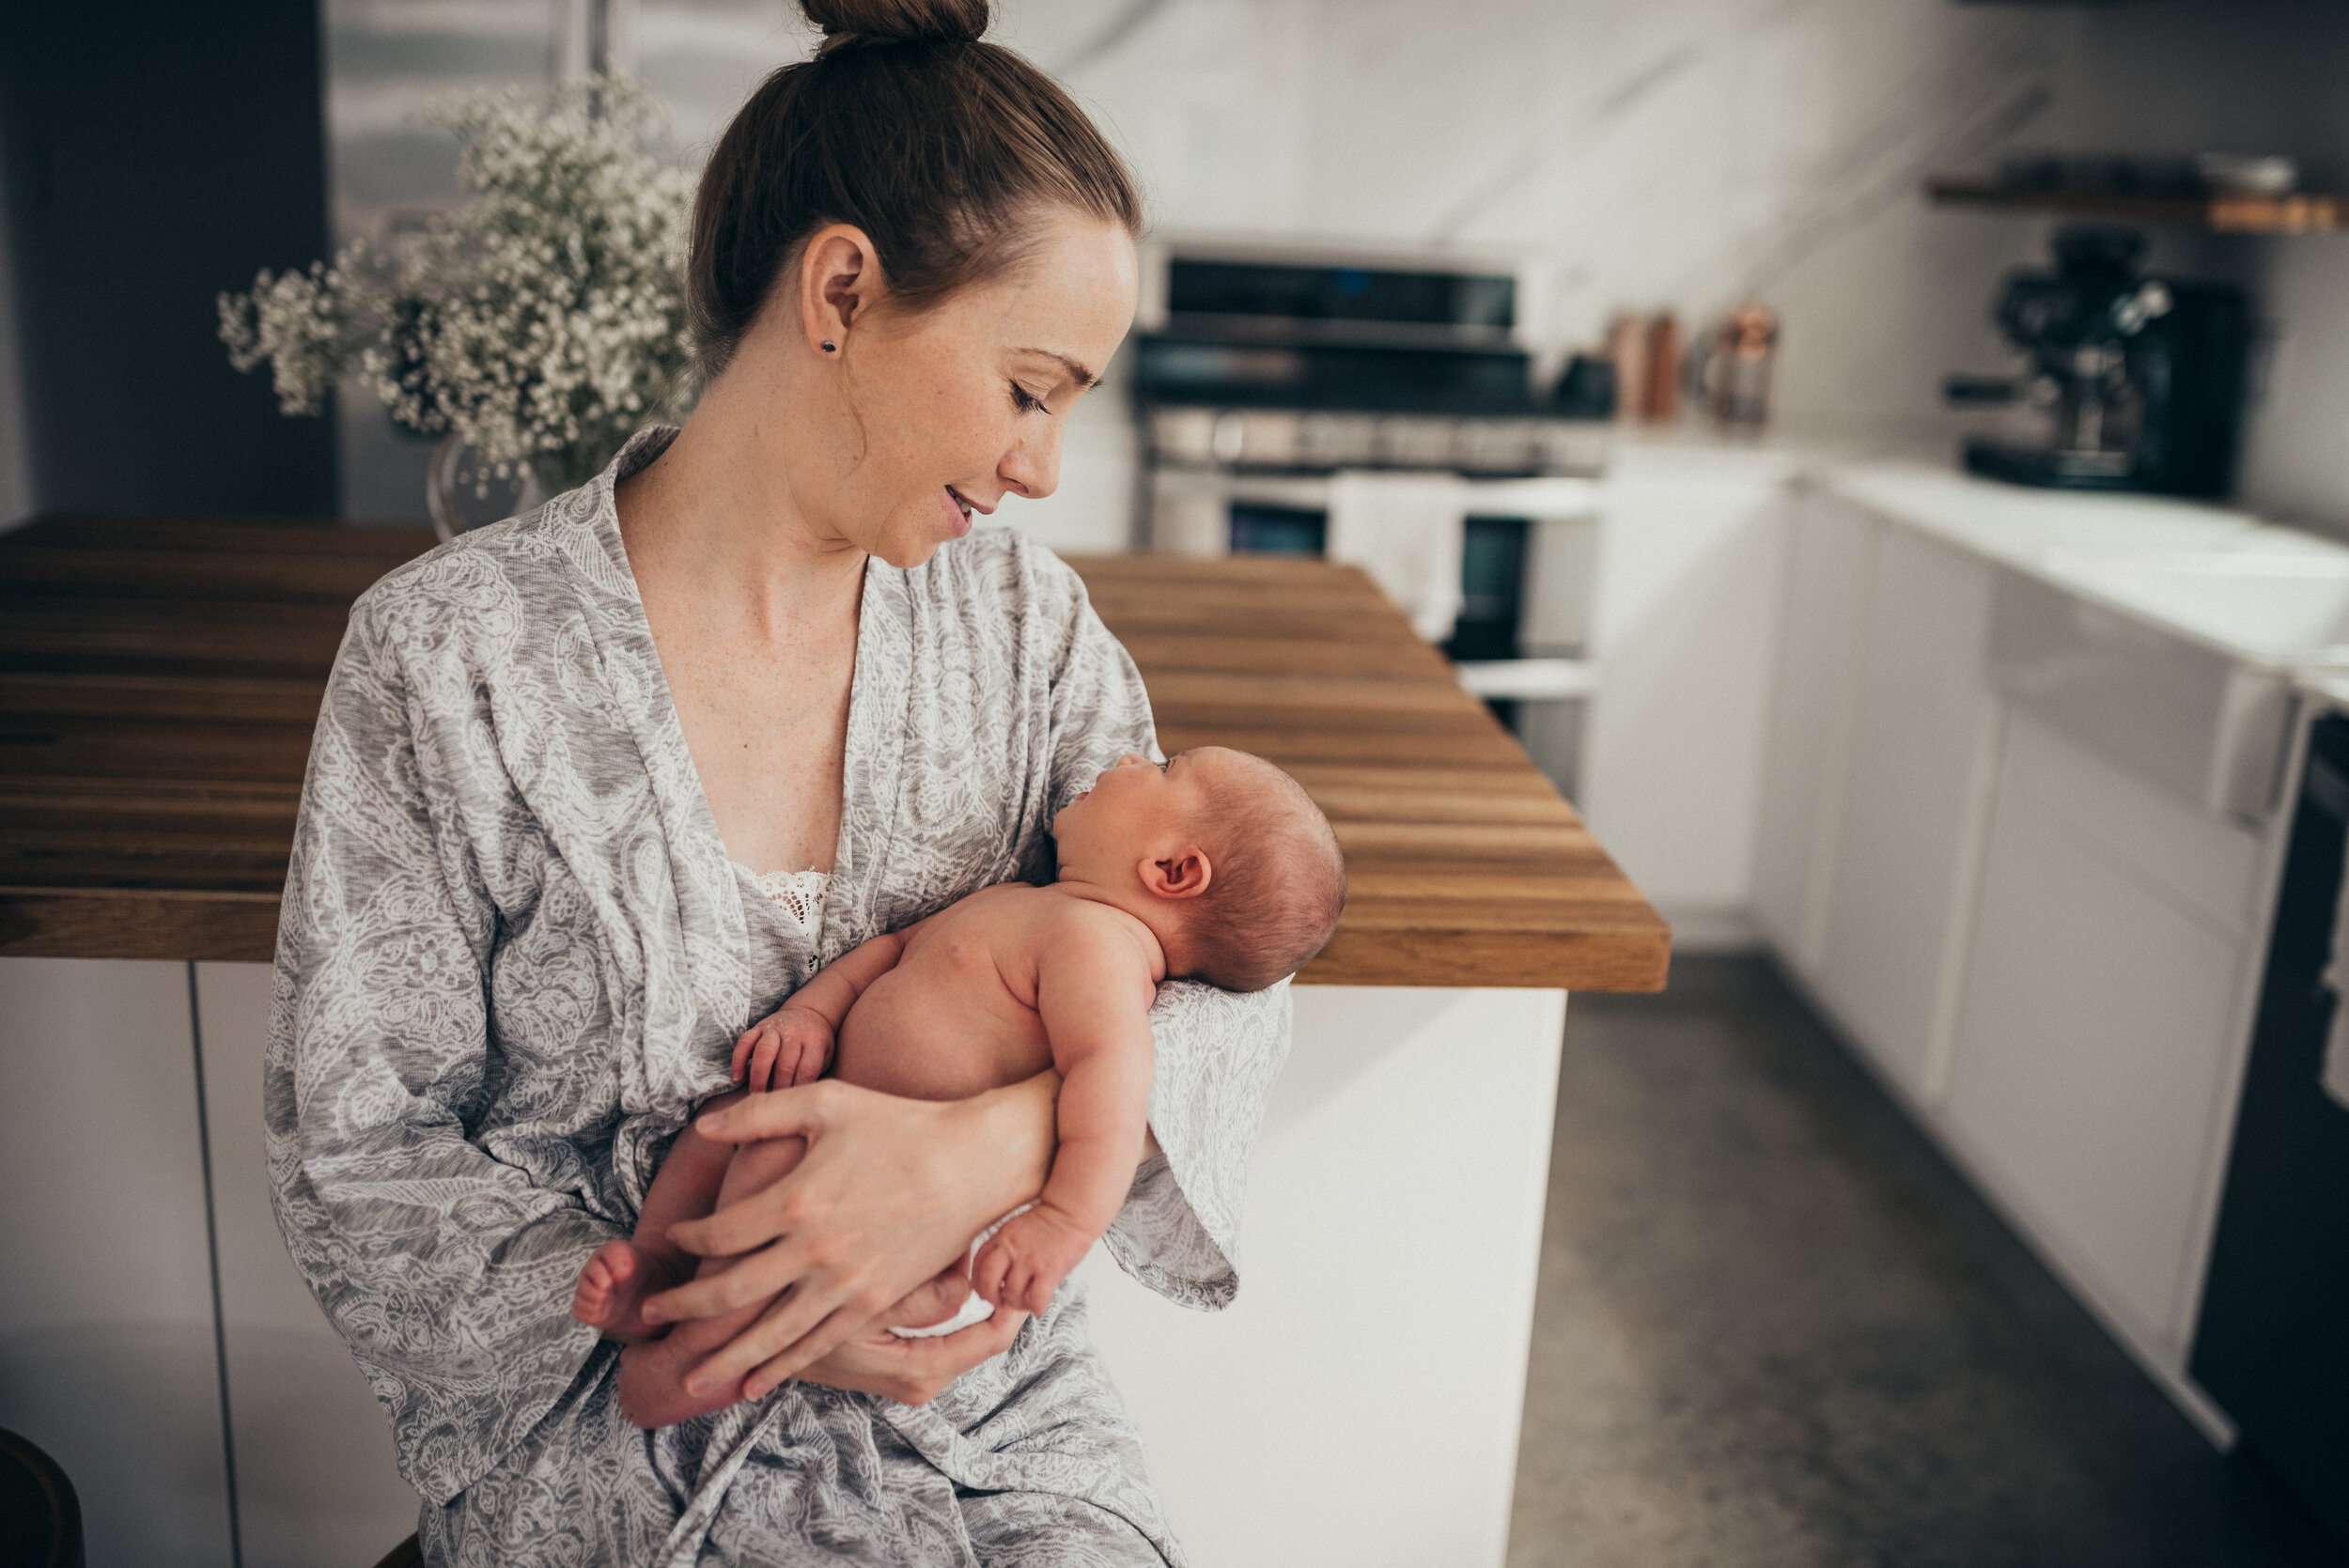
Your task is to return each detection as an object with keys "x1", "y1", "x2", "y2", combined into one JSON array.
[
  {"x1": 640, "y1": 1070, "x2": 1058, "y2": 1401},
  {"x1": 796, "y1": 1298, "x2": 1031, "y2": 1406}
]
